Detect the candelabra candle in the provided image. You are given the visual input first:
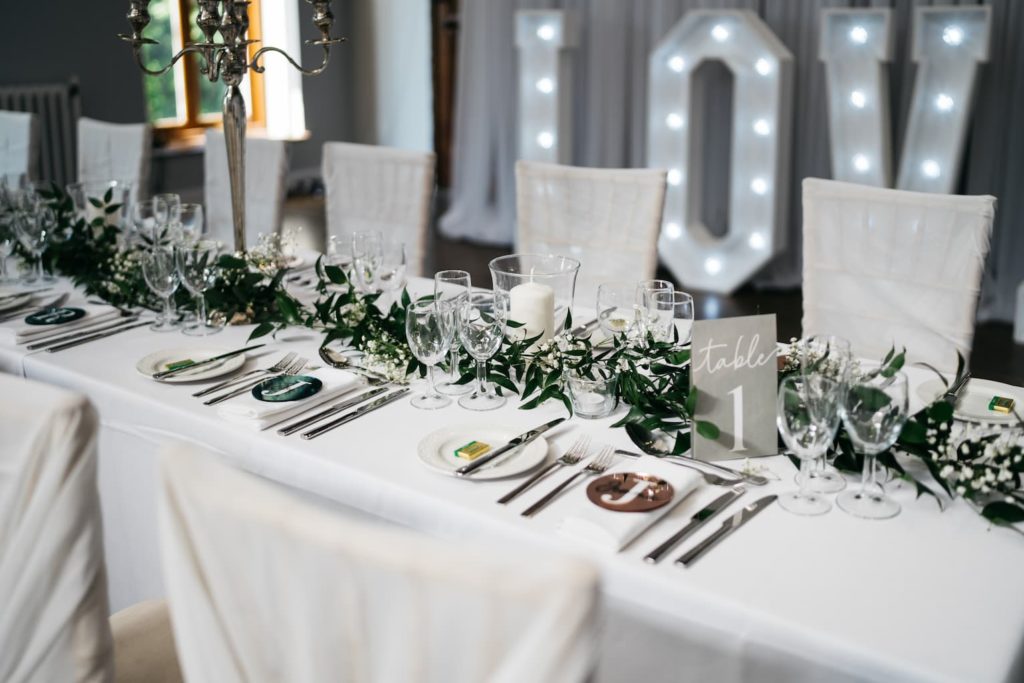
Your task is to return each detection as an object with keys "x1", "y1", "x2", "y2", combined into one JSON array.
[{"x1": 119, "y1": 0, "x2": 344, "y2": 253}]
